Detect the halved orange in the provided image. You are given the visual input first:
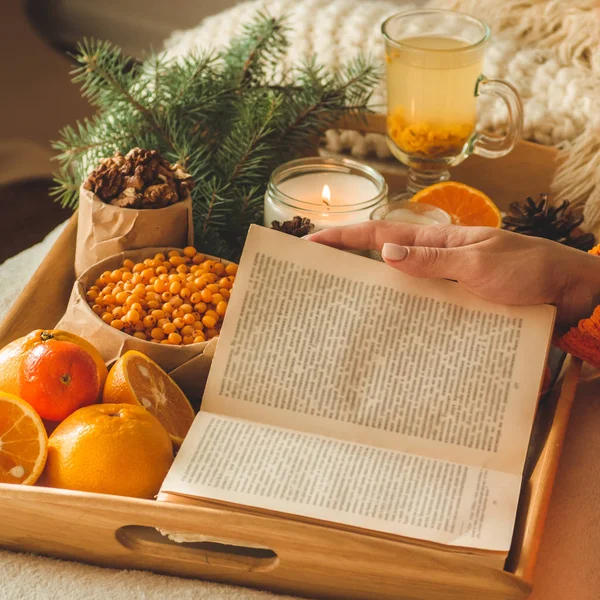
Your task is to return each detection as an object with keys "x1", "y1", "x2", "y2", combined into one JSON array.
[
  {"x1": 411, "y1": 182, "x2": 502, "y2": 227},
  {"x1": 0, "y1": 391, "x2": 48, "y2": 485},
  {"x1": 102, "y1": 351, "x2": 195, "y2": 447}
]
